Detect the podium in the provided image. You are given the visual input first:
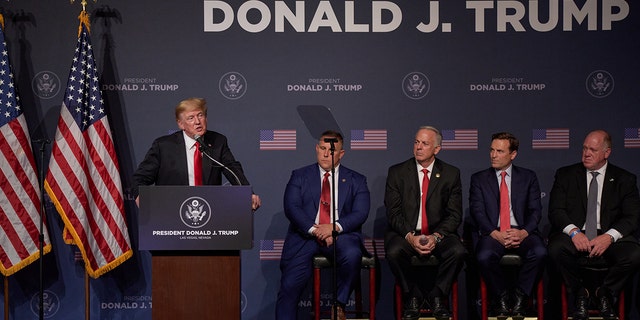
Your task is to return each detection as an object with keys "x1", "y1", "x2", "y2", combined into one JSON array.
[{"x1": 138, "y1": 185, "x2": 253, "y2": 319}]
